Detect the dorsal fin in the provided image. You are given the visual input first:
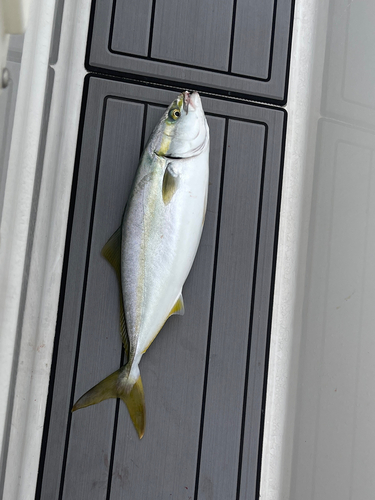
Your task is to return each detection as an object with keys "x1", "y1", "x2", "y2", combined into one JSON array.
[
  {"x1": 101, "y1": 227, "x2": 129, "y2": 356},
  {"x1": 101, "y1": 227, "x2": 122, "y2": 280},
  {"x1": 168, "y1": 293, "x2": 185, "y2": 317}
]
